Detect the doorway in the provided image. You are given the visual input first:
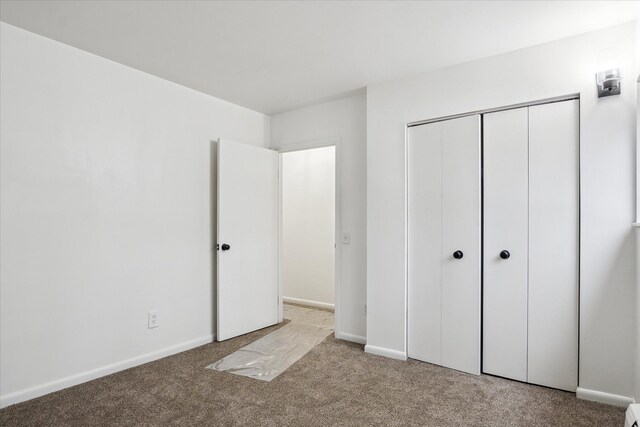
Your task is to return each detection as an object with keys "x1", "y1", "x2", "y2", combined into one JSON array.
[
  {"x1": 213, "y1": 139, "x2": 338, "y2": 380},
  {"x1": 216, "y1": 137, "x2": 340, "y2": 342},
  {"x1": 278, "y1": 142, "x2": 337, "y2": 330}
]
